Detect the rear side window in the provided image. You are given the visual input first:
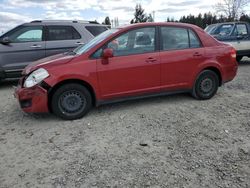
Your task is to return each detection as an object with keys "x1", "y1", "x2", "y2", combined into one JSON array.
[
  {"x1": 189, "y1": 29, "x2": 201, "y2": 48},
  {"x1": 85, "y1": 26, "x2": 108, "y2": 36},
  {"x1": 47, "y1": 26, "x2": 81, "y2": 41},
  {"x1": 161, "y1": 27, "x2": 201, "y2": 51},
  {"x1": 161, "y1": 27, "x2": 189, "y2": 50}
]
